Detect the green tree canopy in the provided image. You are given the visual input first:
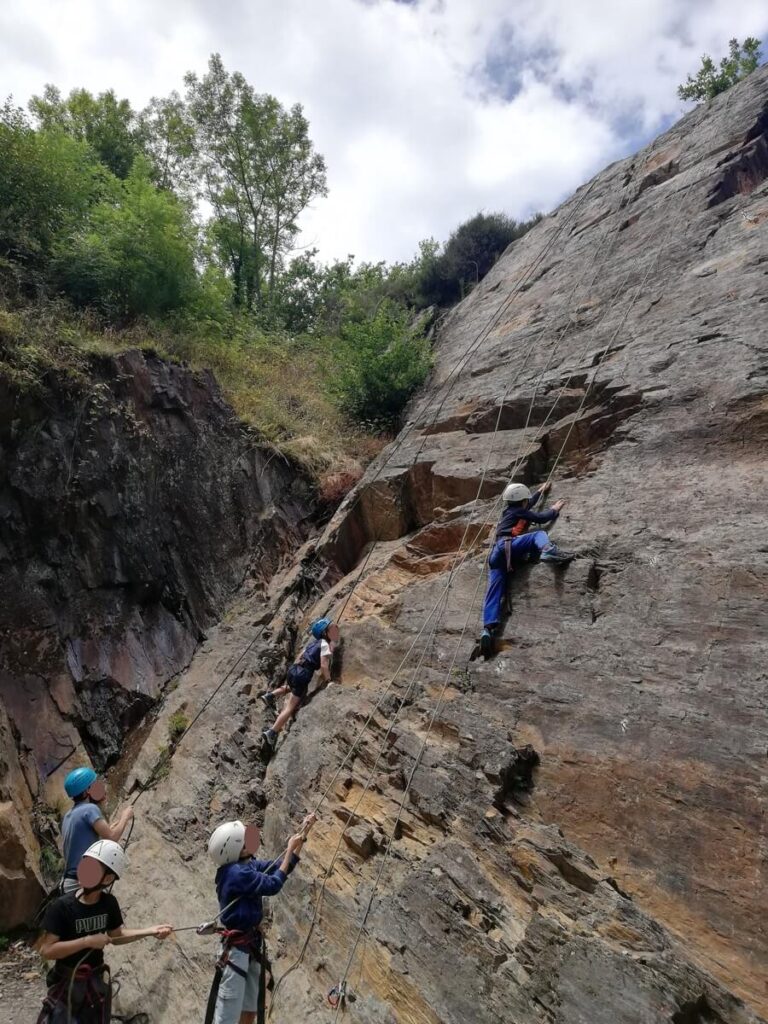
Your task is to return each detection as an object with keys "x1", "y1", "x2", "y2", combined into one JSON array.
[
  {"x1": 138, "y1": 92, "x2": 198, "y2": 195},
  {"x1": 418, "y1": 211, "x2": 541, "y2": 307},
  {"x1": 0, "y1": 102, "x2": 101, "y2": 290},
  {"x1": 54, "y1": 157, "x2": 199, "y2": 319},
  {"x1": 678, "y1": 37, "x2": 762, "y2": 102},
  {"x1": 29, "y1": 85, "x2": 142, "y2": 178},
  {"x1": 184, "y1": 54, "x2": 327, "y2": 311}
]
